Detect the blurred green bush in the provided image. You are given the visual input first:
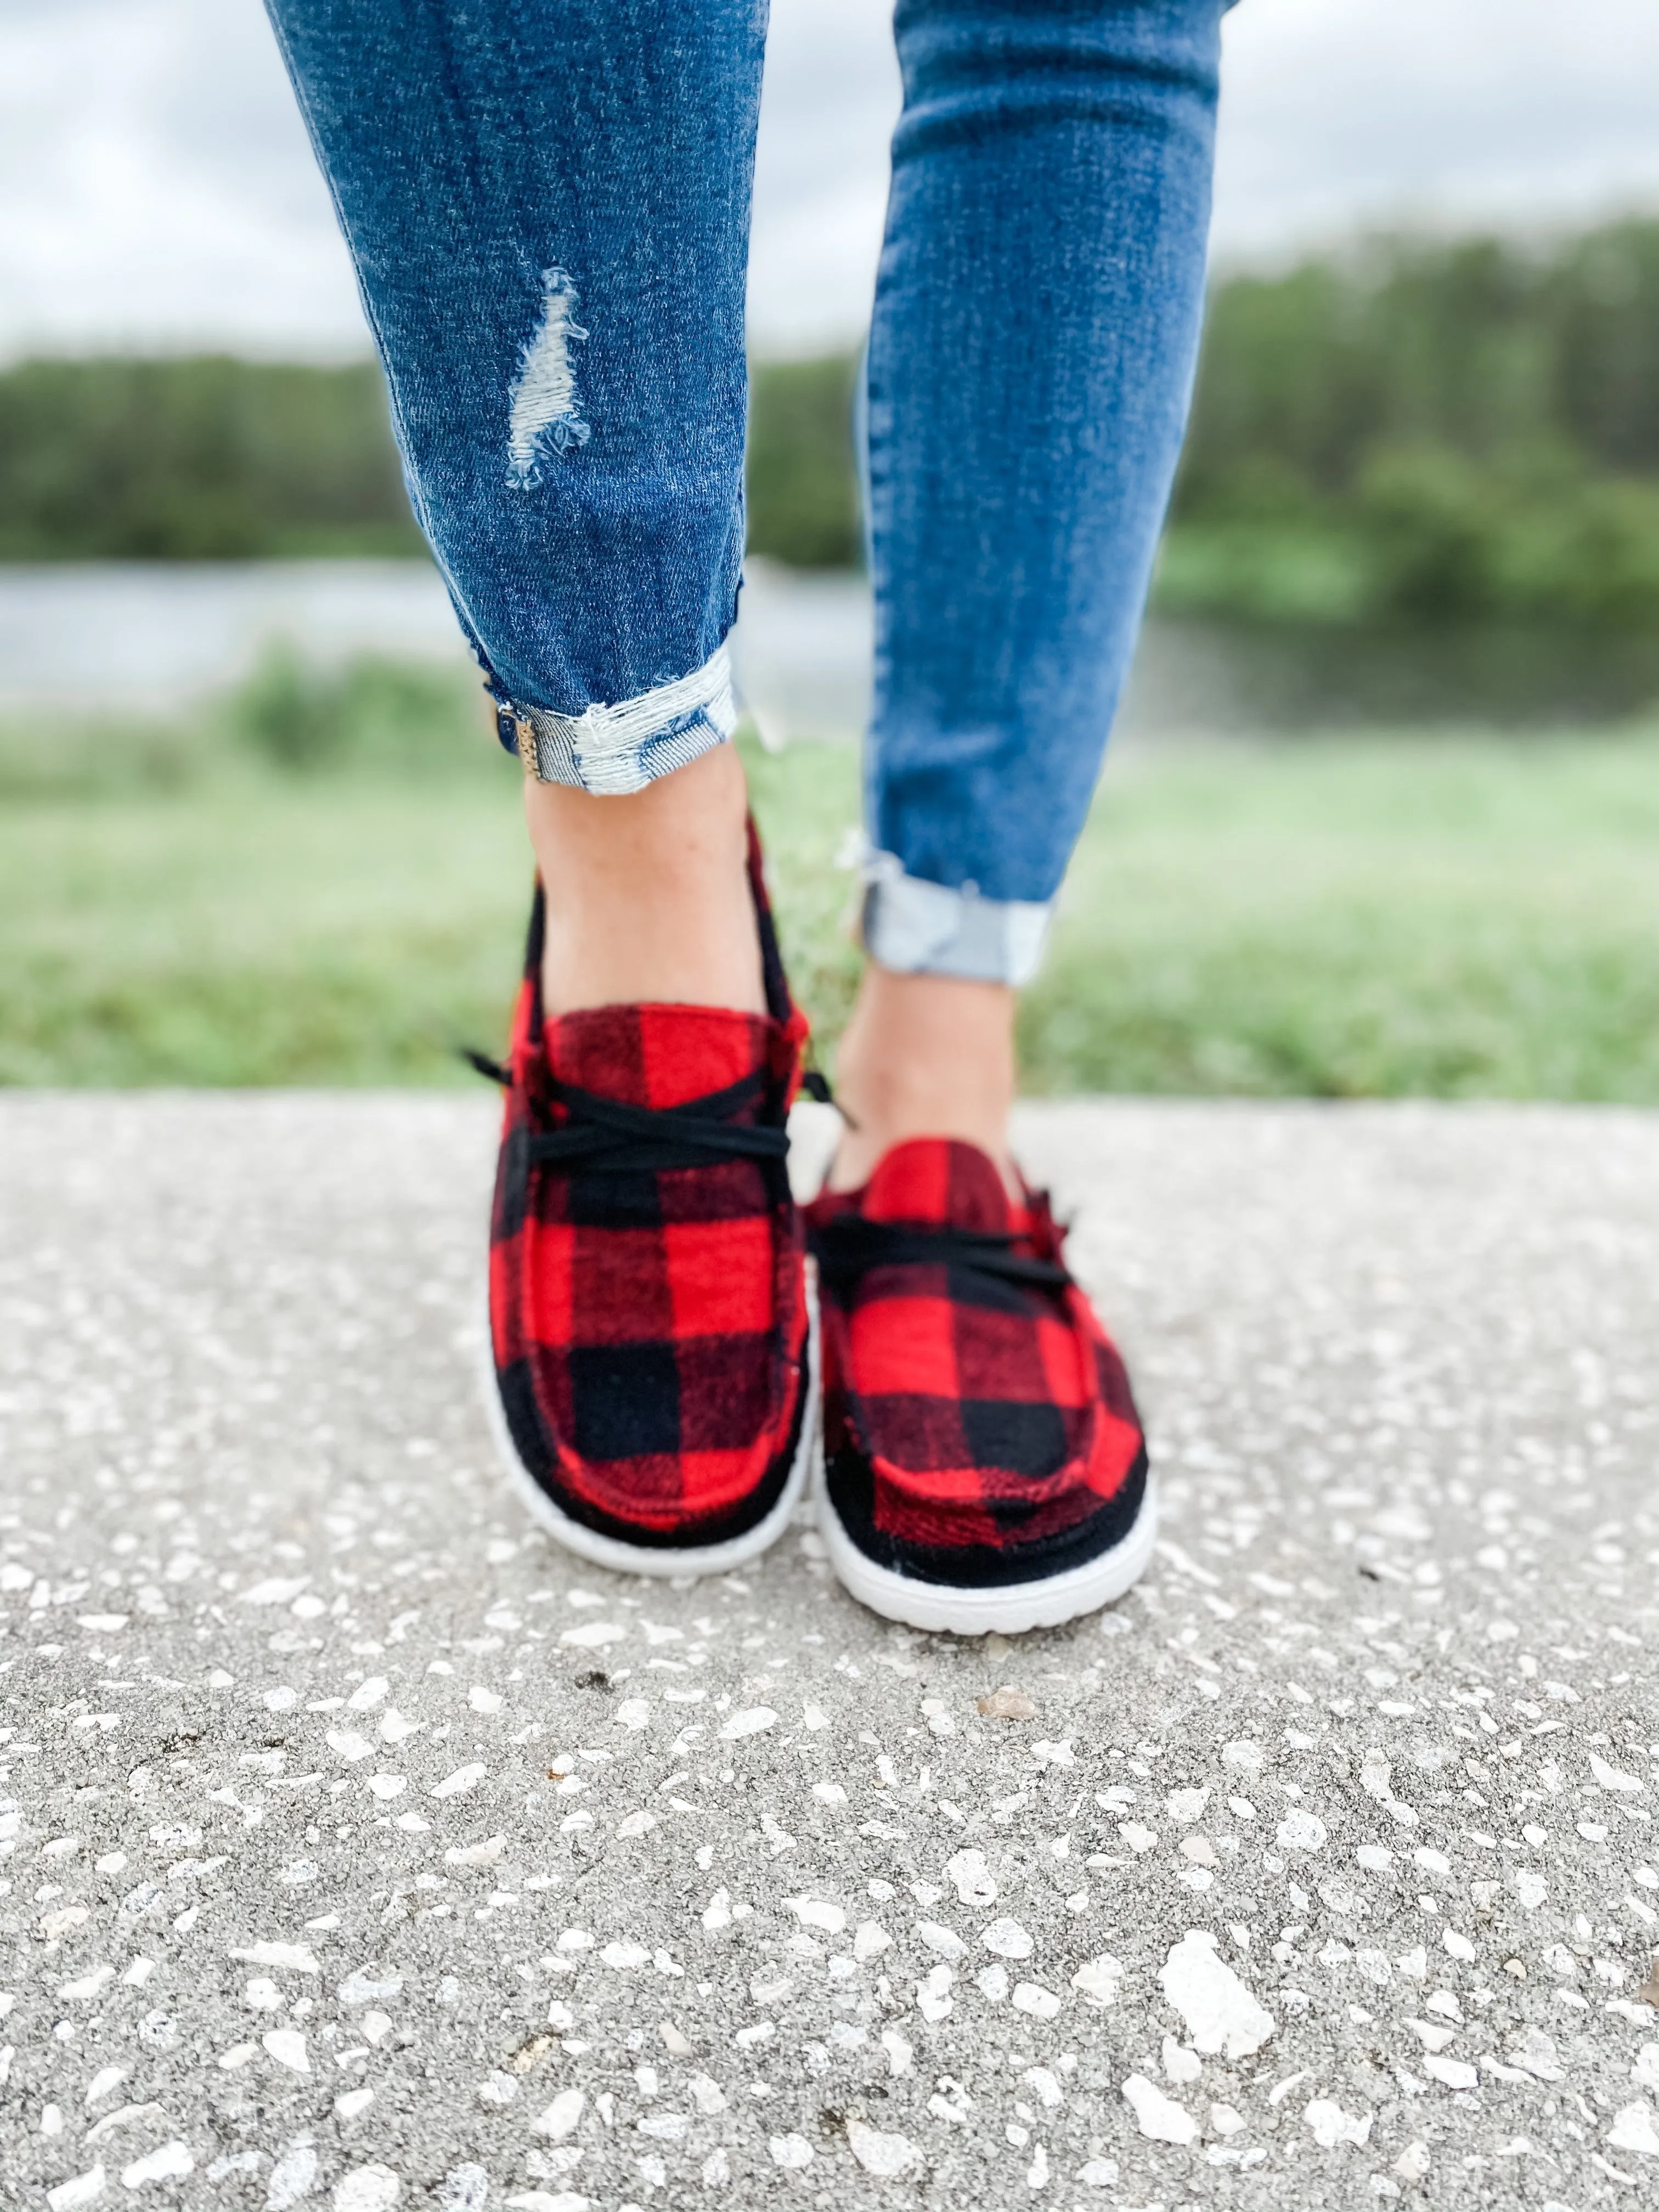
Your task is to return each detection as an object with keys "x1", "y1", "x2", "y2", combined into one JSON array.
[
  {"x1": 0, "y1": 645, "x2": 494, "y2": 801},
  {"x1": 1164, "y1": 219, "x2": 1659, "y2": 628},
  {"x1": 228, "y1": 646, "x2": 491, "y2": 775},
  {"x1": 0, "y1": 357, "x2": 423, "y2": 560},
  {"x1": 744, "y1": 353, "x2": 862, "y2": 568}
]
